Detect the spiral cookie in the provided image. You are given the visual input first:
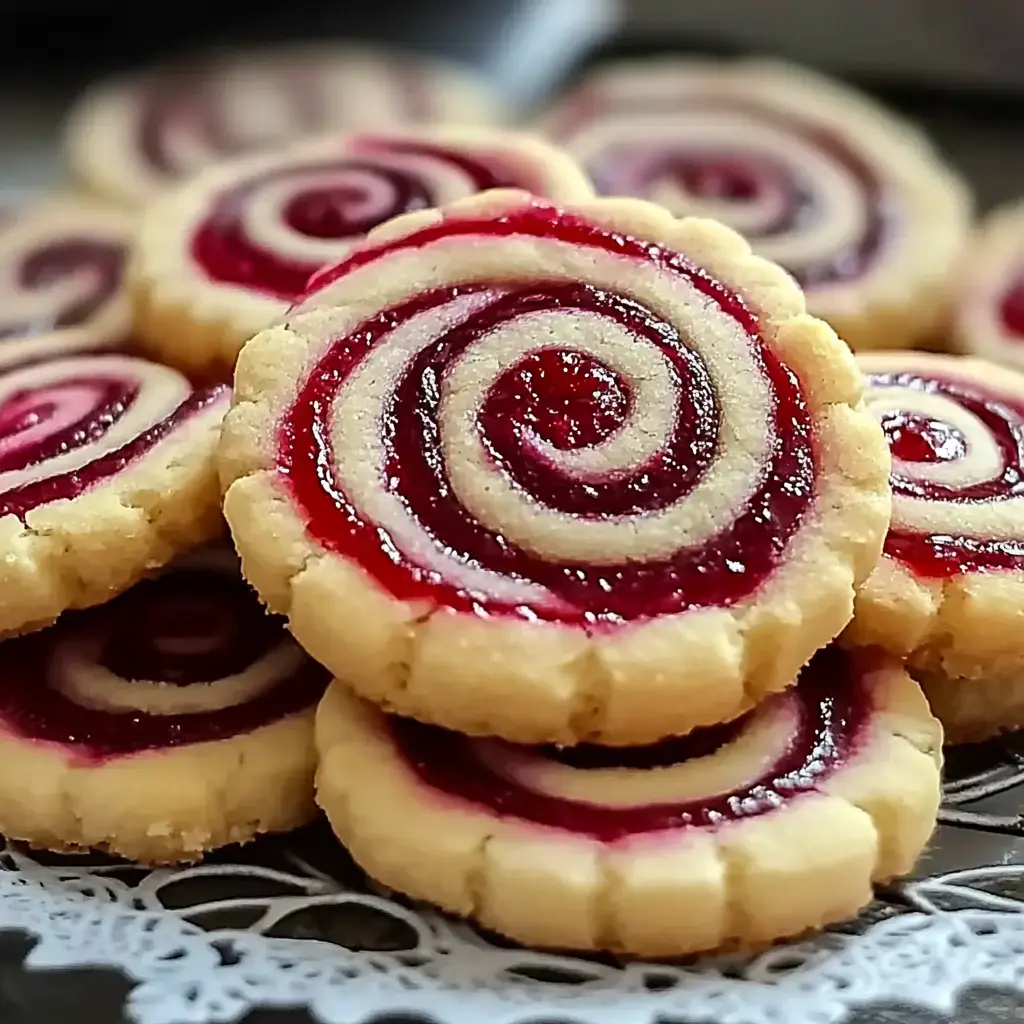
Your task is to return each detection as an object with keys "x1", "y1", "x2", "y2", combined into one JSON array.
[
  {"x1": 66, "y1": 44, "x2": 500, "y2": 210},
  {"x1": 129, "y1": 129, "x2": 595, "y2": 378},
  {"x1": 0, "y1": 548, "x2": 330, "y2": 862},
  {"x1": 317, "y1": 647, "x2": 941, "y2": 956},
  {"x1": 542, "y1": 59, "x2": 971, "y2": 351},
  {"x1": 0, "y1": 200, "x2": 132, "y2": 369},
  {"x1": 846, "y1": 352, "x2": 1024, "y2": 697},
  {"x1": 952, "y1": 200, "x2": 1024, "y2": 371},
  {"x1": 0, "y1": 353, "x2": 229, "y2": 636},
  {"x1": 219, "y1": 190, "x2": 891, "y2": 746}
]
